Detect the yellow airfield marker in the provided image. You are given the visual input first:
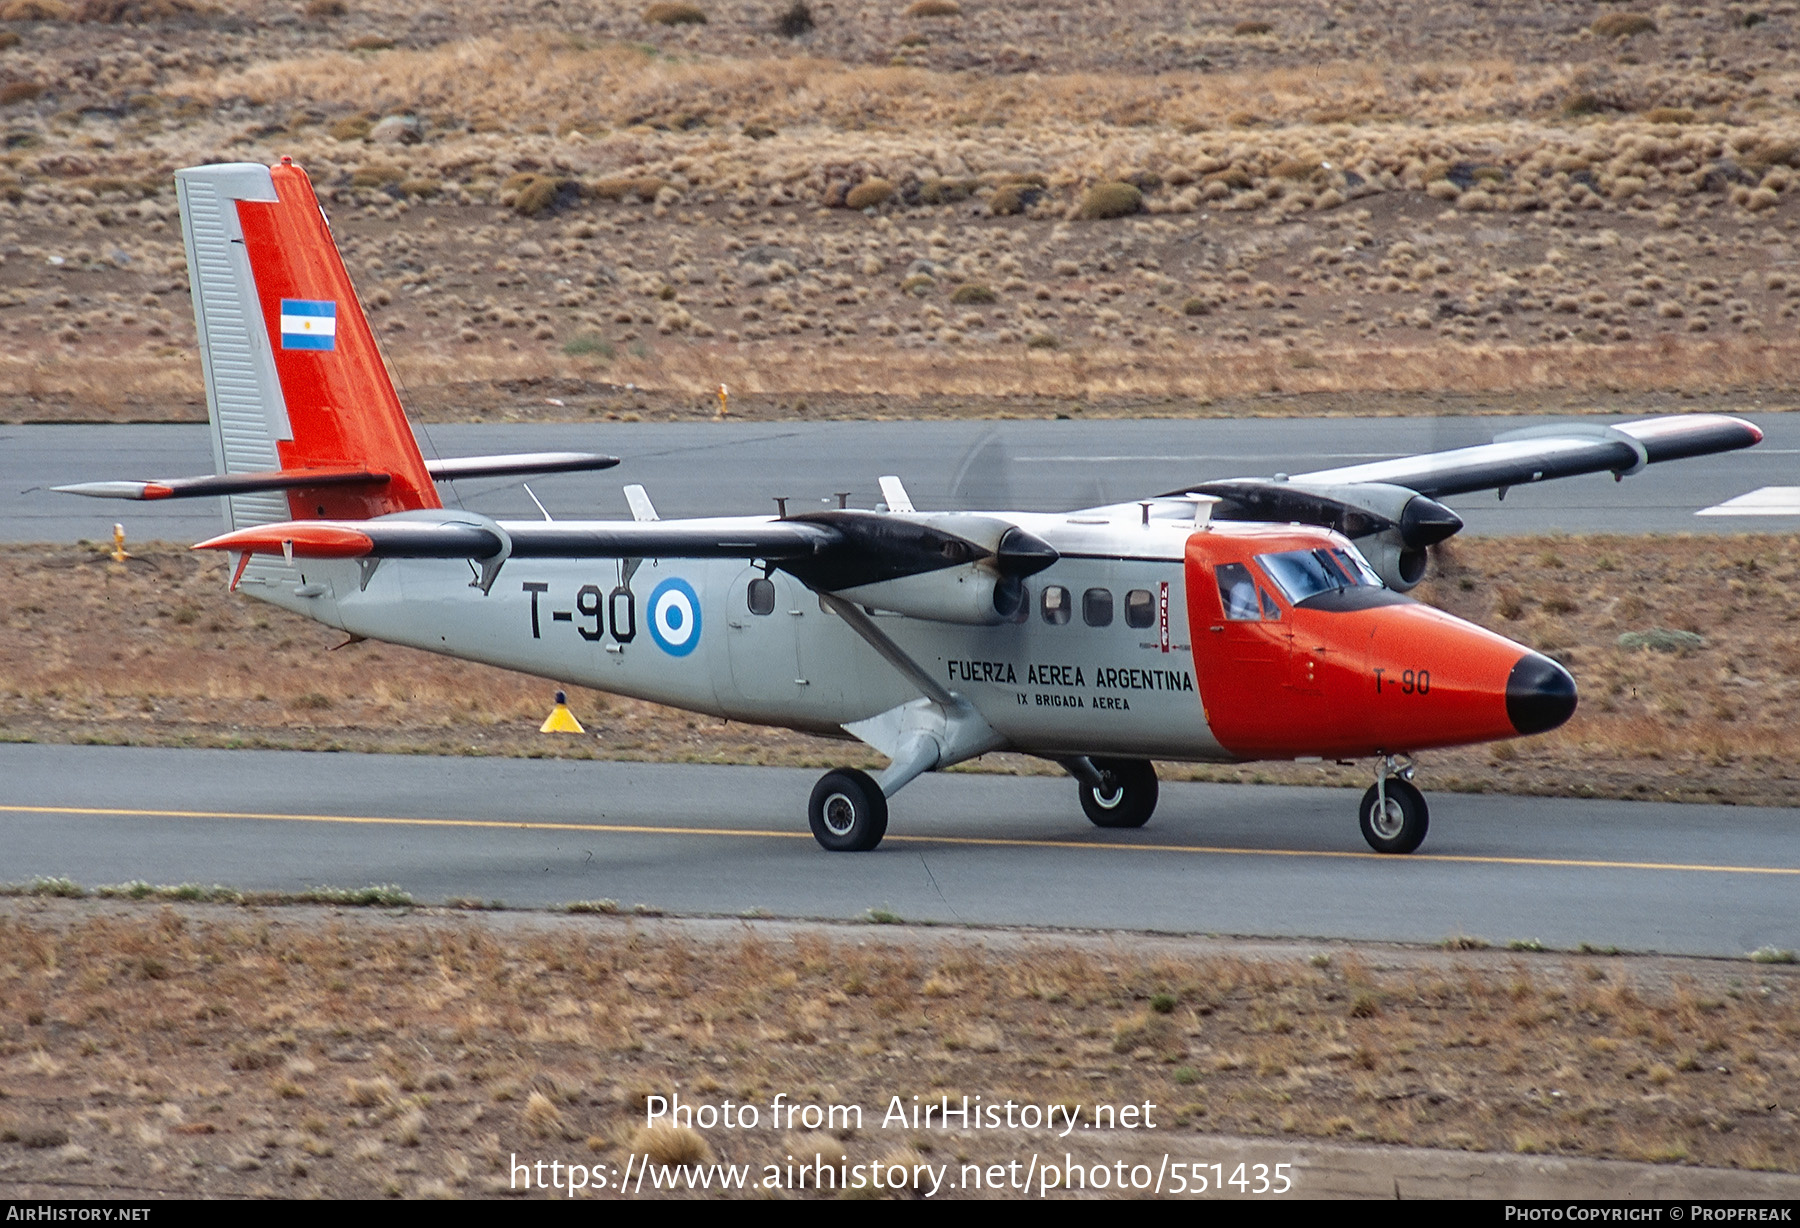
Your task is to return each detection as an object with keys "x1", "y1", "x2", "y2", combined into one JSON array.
[{"x1": 539, "y1": 689, "x2": 585, "y2": 734}]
